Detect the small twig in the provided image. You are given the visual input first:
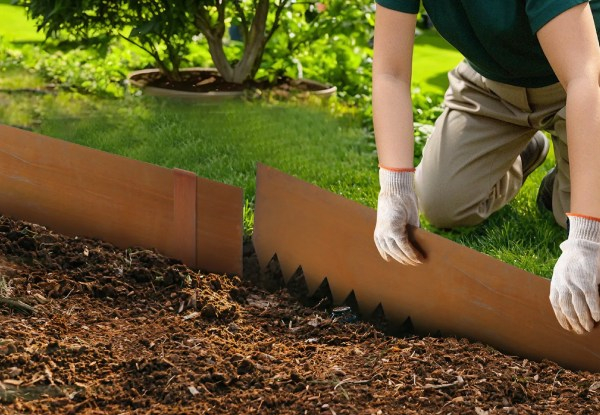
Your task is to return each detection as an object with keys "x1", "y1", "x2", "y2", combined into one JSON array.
[
  {"x1": 423, "y1": 380, "x2": 462, "y2": 390},
  {"x1": 63, "y1": 287, "x2": 75, "y2": 300},
  {"x1": 550, "y1": 369, "x2": 563, "y2": 397},
  {"x1": 333, "y1": 377, "x2": 371, "y2": 390},
  {"x1": 0, "y1": 297, "x2": 36, "y2": 314},
  {"x1": 311, "y1": 297, "x2": 328, "y2": 310}
]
